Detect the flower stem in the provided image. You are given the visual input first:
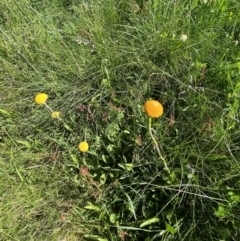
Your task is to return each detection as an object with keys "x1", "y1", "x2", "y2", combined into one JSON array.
[
  {"x1": 148, "y1": 117, "x2": 170, "y2": 174},
  {"x1": 44, "y1": 103, "x2": 54, "y2": 113}
]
